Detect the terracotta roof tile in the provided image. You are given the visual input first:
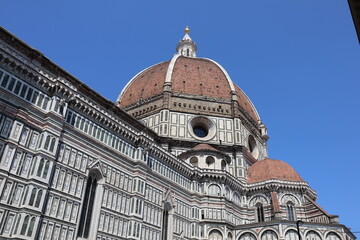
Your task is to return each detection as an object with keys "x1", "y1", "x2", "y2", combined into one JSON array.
[
  {"x1": 119, "y1": 61, "x2": 169, "y2": 107},
  {"x1": 247, "y1": 158, "x2": 304, "y2": 183}
]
